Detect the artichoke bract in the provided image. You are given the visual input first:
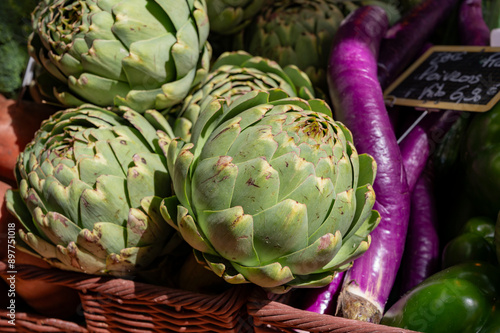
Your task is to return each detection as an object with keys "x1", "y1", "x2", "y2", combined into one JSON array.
[
  {"x1": 160, "y1": 90, "x2": 380, "y2": 293},
  {"x1": 233, "y1": 0, "x2": 347, "y2": 93},
  {"x1": 171, "y1": 51, "x2": 316, "y2": 142},
  {"x1": 28, "y1": 0, "x2": 211, "y2": 112},
  {"x1": 6, "y1": 104, "x2": 177, "y2": 277},
  {"x1": 206, "y1": 0, "x2": 267, "y2": 35}
]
